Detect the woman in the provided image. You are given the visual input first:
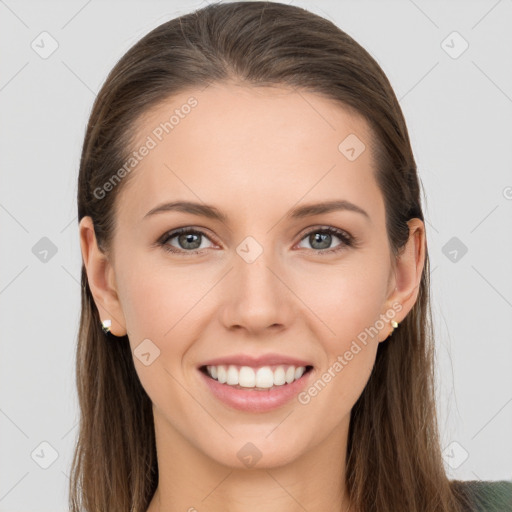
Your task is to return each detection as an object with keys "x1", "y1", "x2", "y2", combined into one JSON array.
[{"x1": 71, "y1": 2, "x2": 512, "y2": 511}]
